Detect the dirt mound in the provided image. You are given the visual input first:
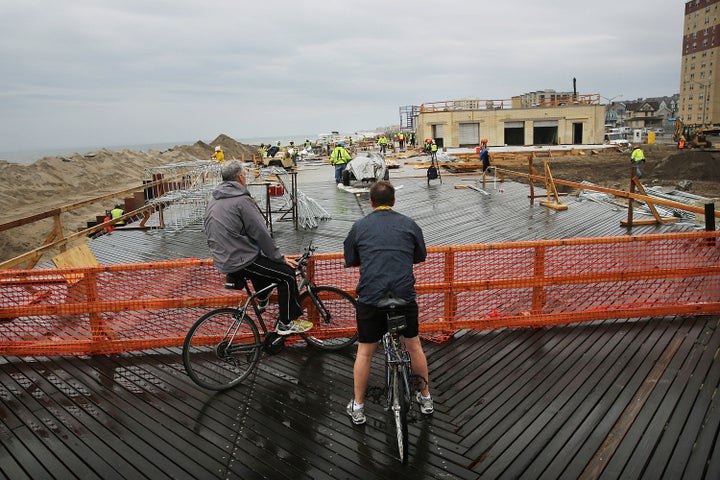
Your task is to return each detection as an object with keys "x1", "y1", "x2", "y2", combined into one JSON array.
[
  {"x1": 536, "y1": 144, "x2": 720, "y2": 199},
  {"x1": 0, "y1": 134, "x2": 261, "y2": 263},
  {"x1": 653, "y1": 149, "x2": 720, "y2": 181}
]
